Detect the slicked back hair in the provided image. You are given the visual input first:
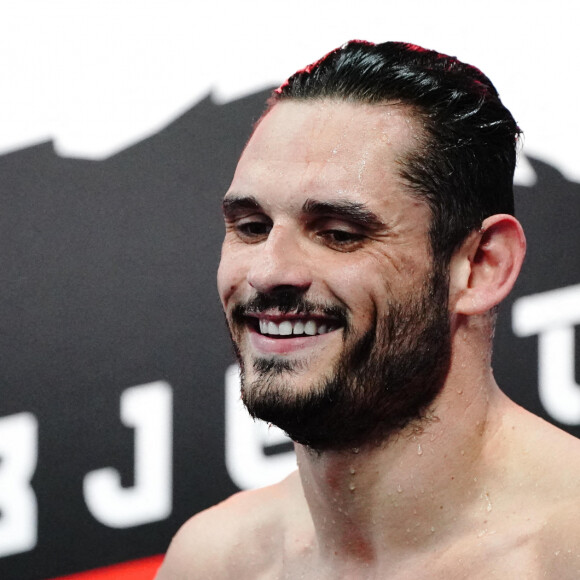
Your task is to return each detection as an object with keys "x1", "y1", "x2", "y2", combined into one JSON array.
[{"x1": 267, "y1": 40, "x2": 521, "y2": 264}]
